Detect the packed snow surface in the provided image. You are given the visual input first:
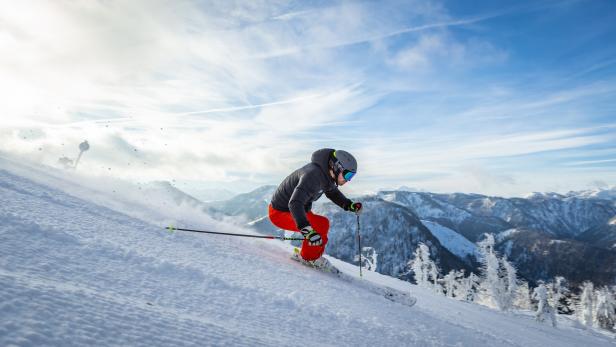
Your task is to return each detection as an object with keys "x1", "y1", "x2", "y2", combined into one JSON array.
[{"x1": 1, "y1": 157, "x2": 613, "y2": 346}]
